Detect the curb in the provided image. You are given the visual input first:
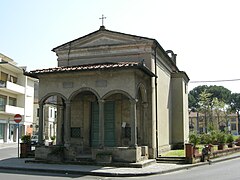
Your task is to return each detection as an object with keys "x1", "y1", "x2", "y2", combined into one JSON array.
[{"x1": 0, "y1": 155, "x2": 240, "y2": 177}]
